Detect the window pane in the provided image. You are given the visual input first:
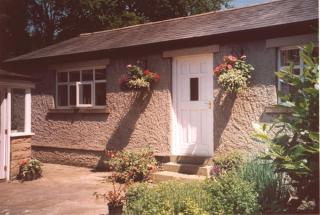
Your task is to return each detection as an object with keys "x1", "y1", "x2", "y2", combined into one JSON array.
[
  {"x1": 57, "y1": 85, "x2": 68, "y2": 106},
  {"x1": 80, "y1": 84, "x2": 92, "y2": 105},
  {"x1": 280, "y1": 49, "x2": 300, "y2": 66},
  {"x1": 95, "y1": 68, "x2": 106, "y2": 80},
  {"x1": 69, "y1": 71, "x2": 80, "y2": 82},
  {"x1": 279, "y1": 82, "x2": 297, "y2": 98},
  {"x1": 190, "y1": 78, "x2": 199, "y2": 101},
  {"x1": 70, "y1": 85, "x2": 76, "y2": 106},
  {"x1": 95, "y1": 83, "x2": 106, "y2": 106},
  {"x1": 11, "y1": 89, "x2": 25, "y2": 133},
  {"x1": 82, "y1": 70, "x2": 93, "y2": 81},
  {"x1": 57, "y1": 72, "x2": 68, "y2": 82}
]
